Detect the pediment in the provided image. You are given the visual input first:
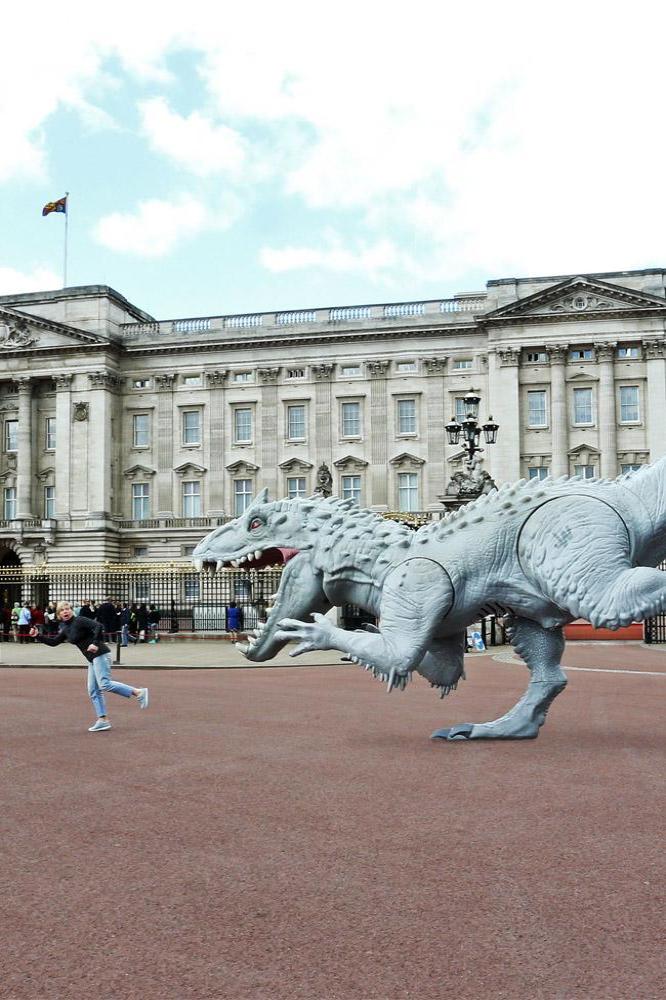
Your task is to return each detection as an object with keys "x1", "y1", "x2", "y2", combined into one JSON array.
[
  {"x1": 123, "y1": 464, "x2": 156, "y2": 479},
  {"x1": 484, "y1": 276, "x2": 666, "y2": 323},
  {"x1": 389, "y1": 451, "x2": 425, "y2": 468},
  {"x1": 174, "y1": 462, "x2": 207, "y2": 477},
  {"x1": 226, "y1": 460, "x2": 259, "y2": 474},
  {"x1": 568, "y1": 443, "x2": 600, "y2": 457},
  {"x1": 279, "y1": 458, "x2": 314, "y2": 473},
  {"x1": 35, "y1": 466, "x2": 55, "y2": 482},
  {"x1": 567, "y1": 370, "x2": 599, "y2": 382},
  {"x1": 0, "y1": 306, "x2": 109, "y2": 352},
  {"x1": 333, "y1": 454, "x2": 369, "y2": 471}
]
